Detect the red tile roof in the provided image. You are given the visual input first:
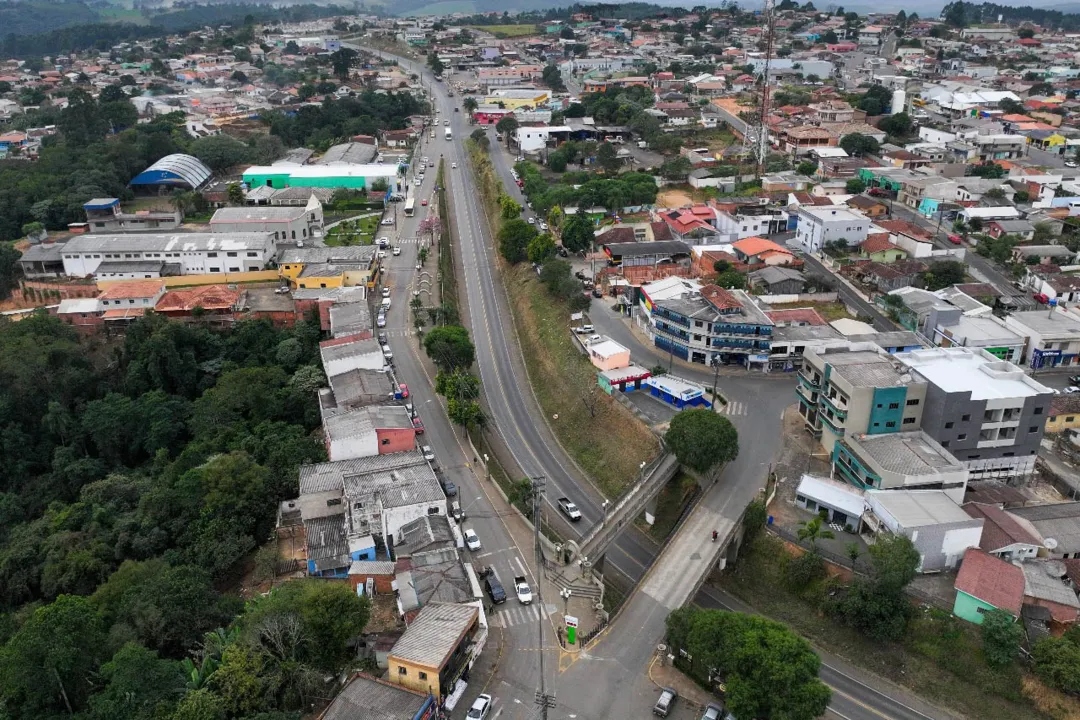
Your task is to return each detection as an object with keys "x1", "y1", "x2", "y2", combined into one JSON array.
[
  {"x1": 700, "y1": 284, "x2": 742, "y2": 312},
  {"x1": 860, "y1": 234, "x2": 898, "y2": 256},
  {"x1": 155, "y1": 285, "x2": 241, "y2": 313},
  {"x1": 98, "y1": 280, "x2": 165, "y2": 301},
  {"x1": 963, "y1": 503, "x2": 1041, "y2": 553},
  {"x1": 733, "y1": 236, "x2": 788, "y2": 258},
  {"x1": 954, "y1": 548, "x2": 1025, "y2": 616}
]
